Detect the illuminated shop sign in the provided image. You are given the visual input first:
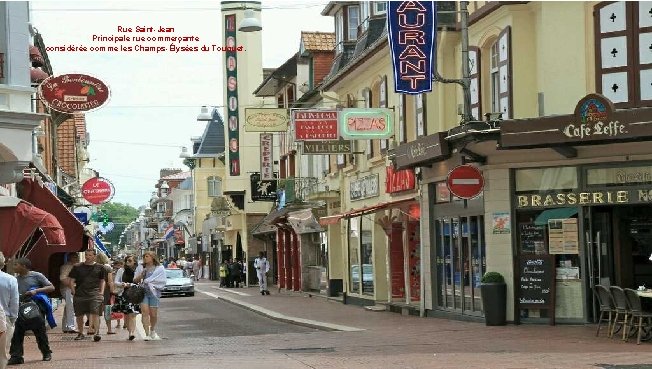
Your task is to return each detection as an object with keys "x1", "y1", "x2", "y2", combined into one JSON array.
[{"x1": 340, "y1": 108, "x2": 394, "y2": 140}]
